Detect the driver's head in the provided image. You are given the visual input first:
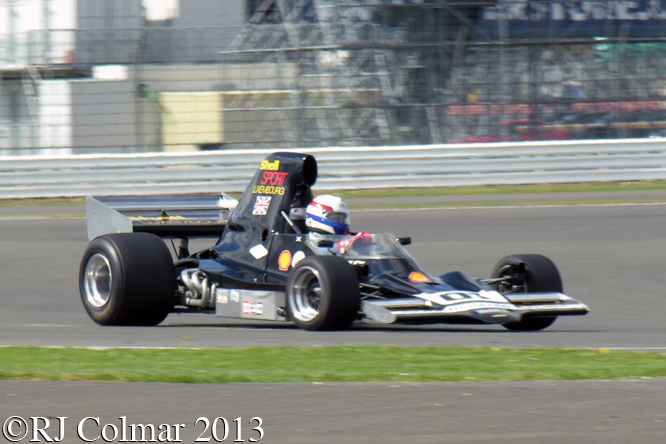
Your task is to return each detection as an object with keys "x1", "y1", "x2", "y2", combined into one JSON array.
[{"x1": 305, "y1": 195, "x2": 350, "y2": 235}]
